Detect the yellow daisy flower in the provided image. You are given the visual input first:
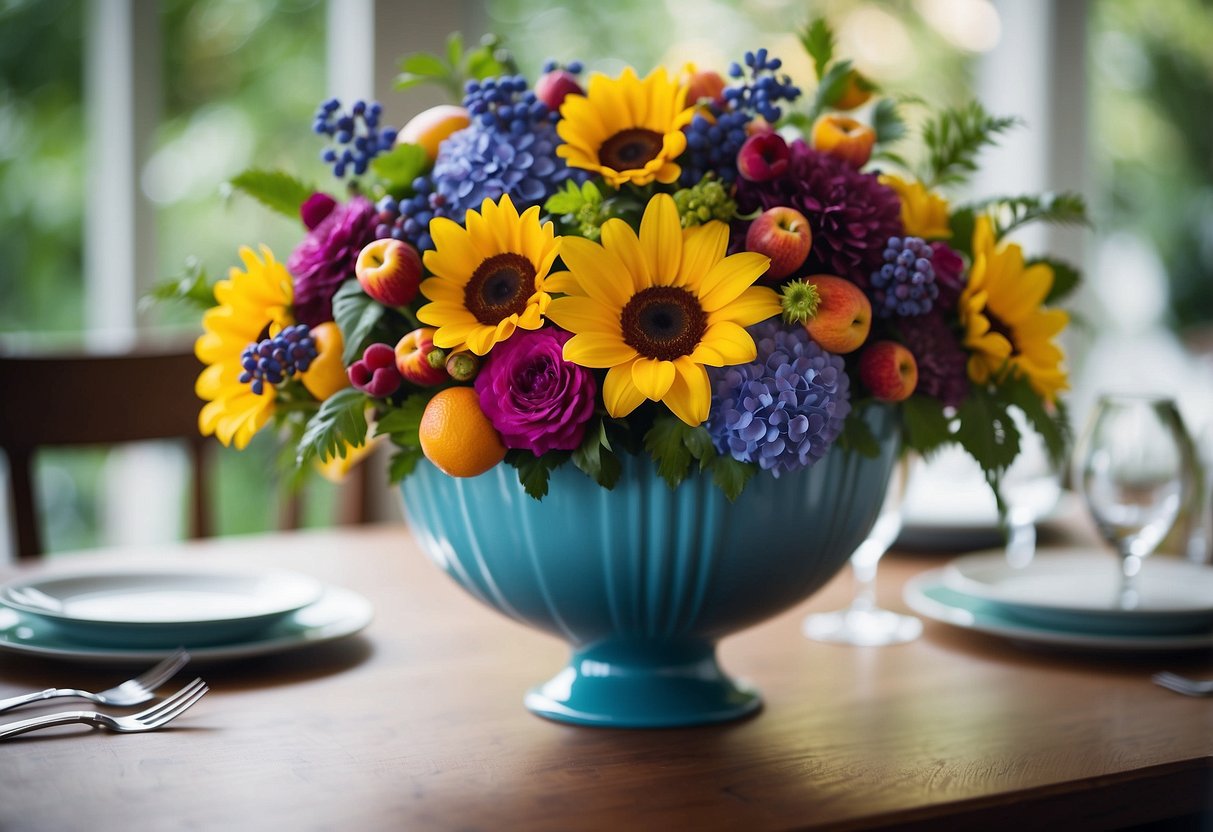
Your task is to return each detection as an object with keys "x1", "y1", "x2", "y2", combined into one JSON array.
[
  {"x1": 880, "y1": 174, "x2": 951, "y2": 239},
  {"x1": 546, "y1": 194, "x2": 780, "y2": 426},
  {"x1": 417, "y1": 195, "x2": 560, "y2": 356},
  {"x1": 959, "y1": 216, "x2": 1069, "y2": 401},
  {"x1": 556, "y1": 67, "x2": 695, "y2": 189},
  {"x1": 195, "y1": 245, "x2": 294, "y2": 449}
]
